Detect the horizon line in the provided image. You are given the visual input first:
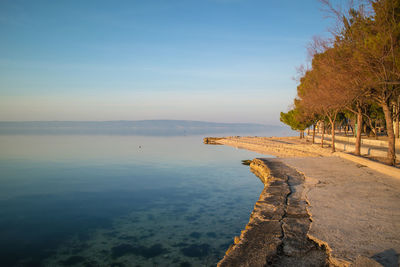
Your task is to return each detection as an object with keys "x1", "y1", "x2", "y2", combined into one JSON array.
[{"x1": 0, "y1": 119, "x2": 284, "y2": 126}]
